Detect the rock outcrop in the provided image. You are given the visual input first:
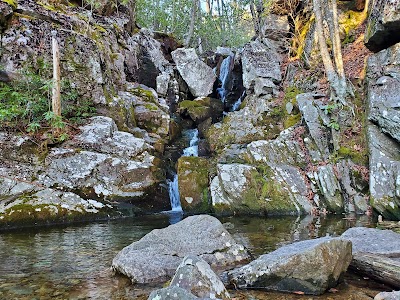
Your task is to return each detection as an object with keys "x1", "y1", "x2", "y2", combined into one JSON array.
[
  {"x1": 365, "y1": 0, "x2": 400, "y2": 52},
  {"x1": 228, "y1": 237, "x2": 352, "y2": 295},
  {"x1": 366, "y1": 42, "x2": 400, "y2": 220},
  {"x1": 374, "y1": 291, "x2": 400, "y2": 300},
  {"x1": 112, "y1": 215, "x2": 250, "y2": 284}
]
